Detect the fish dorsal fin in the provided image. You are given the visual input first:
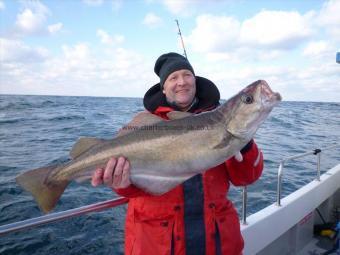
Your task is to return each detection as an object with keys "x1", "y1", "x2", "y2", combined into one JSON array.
[
  {"x1": 70, "y1": 137, "x2": 105, "y2": 159},
  {"x1": 117, "y1": 111, "x2": 164, "y2": 137},
  {"x1": 166, "y1": 111, "x2": 193, "y2": 120}
]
